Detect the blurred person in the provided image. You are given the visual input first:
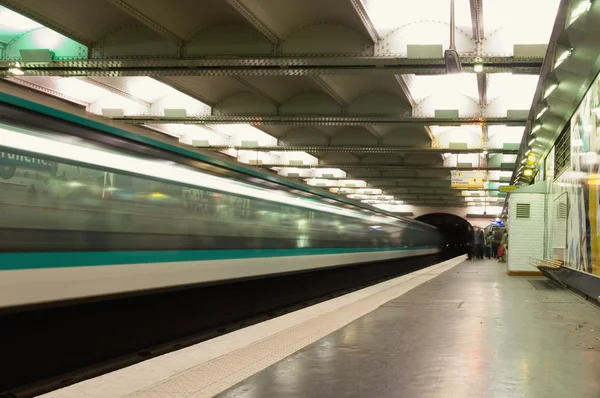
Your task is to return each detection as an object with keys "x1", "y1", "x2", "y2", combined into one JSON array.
[
  {"x1": 485, "y1": 232, "x2": 494, "y2": 259},
  {"x1": 499, "y1": 231, "x2": 508, "y2": 263},
  {"x1": 27, "y1": 184, "x2": 37, "y2": 202},
  {"x1": 497, "y1": 243, "x2": 506, "y2": 263}
]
